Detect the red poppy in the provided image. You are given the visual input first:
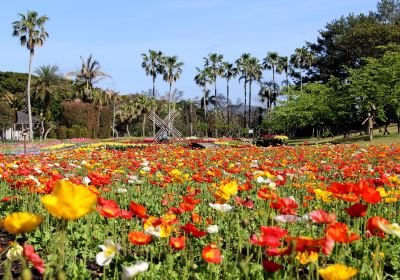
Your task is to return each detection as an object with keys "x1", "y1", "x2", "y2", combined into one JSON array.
[
  {"x1": 234, "y1": 196, "x2": 254, "y2": 209},
  {"x1": 325, "y1": 222, "x2": 360, "y2": 243},
  {"x1": 202, "y1": 243, "x2": 222, "y2": 264},
  {"x1": 120, "y1": 210, "x2": 133, "y2": 220},
  {"x1": 130, "y1": 201, "x2": 148, "y2": 219},
  {"x1": 360, "y1": 185, "x2": 381, "y2": 204},
  {"x1": 169, "y1": 236, "x2": 186, "y2": 251},
  {"x1": 181, "y1": 223, "x2": 207, "y2": 237},
  {"x1": 250, "y1": 226, "x2": 288, "y2": 248},
  {"x1": 309, "y1": 210, "x2": 336, "y2": 224},
  {"x1": 367, "y1": 216, "x2": 389, "y2": 238},
  {"x1": 128, "y1": 231, "x2": 152, "y2": 245},
  {"x1": 285, "y1": 237, "x2": 333, "y2": 256},
  {"x1": 262, "y1": 260, "x2": 282, "y2": 273},
  {"x1": 344, "y1": 203, "x2": 368, "y2": 217},
  {"x1": 87, "y1": 172, "x2": 111, "y2": 187},
  {"x1": 97, "y1": 197, "x2": 121, "y2": 218},
  {"x1": 23, "y1": 244, "x2": 45, "y2": 274},
  {"x1": 270, "y1": 197, "x2": 298, "y2": 215}
]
